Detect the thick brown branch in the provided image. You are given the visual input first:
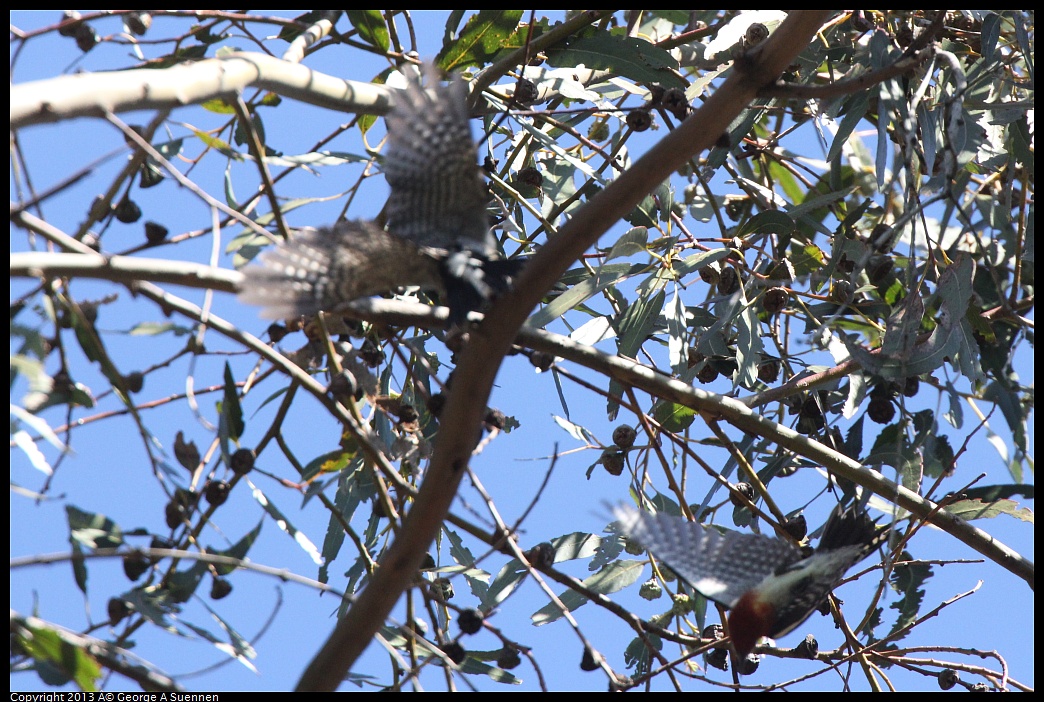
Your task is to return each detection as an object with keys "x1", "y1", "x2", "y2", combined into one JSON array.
[{"x1": 295, "y1": 10, "x2": 836, "y2": 692}]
